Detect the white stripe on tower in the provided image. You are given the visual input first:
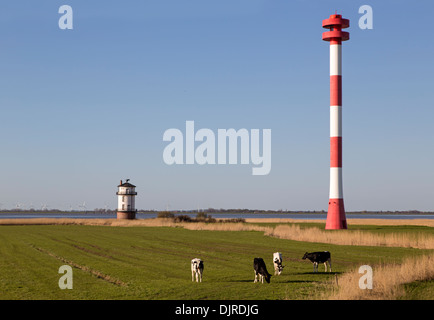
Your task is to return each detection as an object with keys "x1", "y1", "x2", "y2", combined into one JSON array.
[
  {"x1": 330, "y1": 44, "x2": 341, "y2": 76},
  {"x1": 330, "y1": 106, "x2": 342, "y2": 137},
  {"x1": 329, "y1": 168, "x2": 343, "y2": 199}
]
